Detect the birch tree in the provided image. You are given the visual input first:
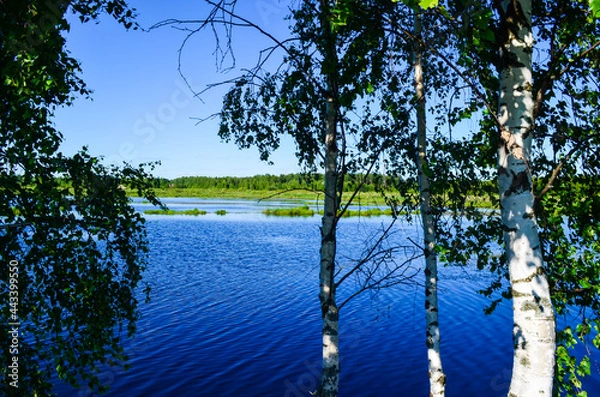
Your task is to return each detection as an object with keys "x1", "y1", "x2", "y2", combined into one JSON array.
[
  {"x1": 376, "y1": 4, "x2": 470, "y2": 394},
  {"x1": 496, "y1": 0, "x2": 556, "y2": 394},
  {"x1": 429, "y1": 1, "x2": 600, "y2": 394},
  {"x1": 314, "y1": 2, "x2": 341, "y2": 393},
  {"x1": 154, "y1": 1, "x2": 417, "y2": 395},
  {"x1": 385, "y1": 1, "x2": 598, "y2": 394},
  {"x1": 413, "y1": 7, "x2": 445, "y2": 396},
  {"x1": 0, "y1": 1, "x2": 160, "y2": 395}
]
